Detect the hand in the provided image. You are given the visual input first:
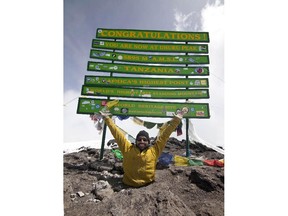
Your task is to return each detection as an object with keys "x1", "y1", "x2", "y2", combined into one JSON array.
[
  {"x1": 173, "y1": 107, "x2": 188, "y2": 119},
  {"x1": 99, "y1": 111, "x2": 112, "y2": 118},
  {"x1": 173, "y1": 112, "x2": 183, "y2": 119}
]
